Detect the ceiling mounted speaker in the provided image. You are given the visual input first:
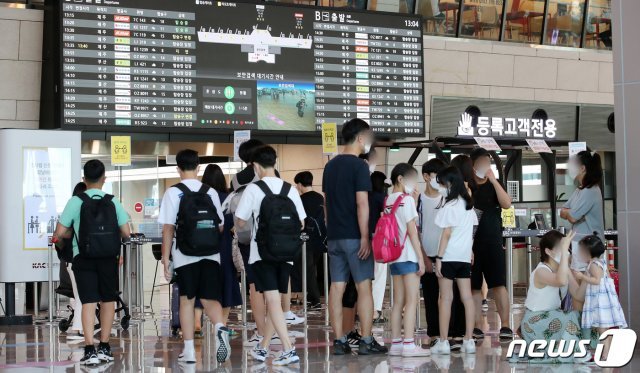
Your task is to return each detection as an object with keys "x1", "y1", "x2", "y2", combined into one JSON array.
[
  {"x1": 532, "y1": 109, "x2": 548, "y2": 121},
  {"x1": 607, "y1": 113, "x2": 615, "y2": 133},
  {"x1": 464, "y1": 105, "x2": 481, "y2": 127}
]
